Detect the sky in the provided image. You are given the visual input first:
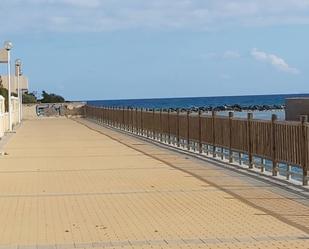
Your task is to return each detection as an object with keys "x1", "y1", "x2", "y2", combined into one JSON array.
[{"x1": 0, "y1": 0, "x2": 309, "y2": 101}]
